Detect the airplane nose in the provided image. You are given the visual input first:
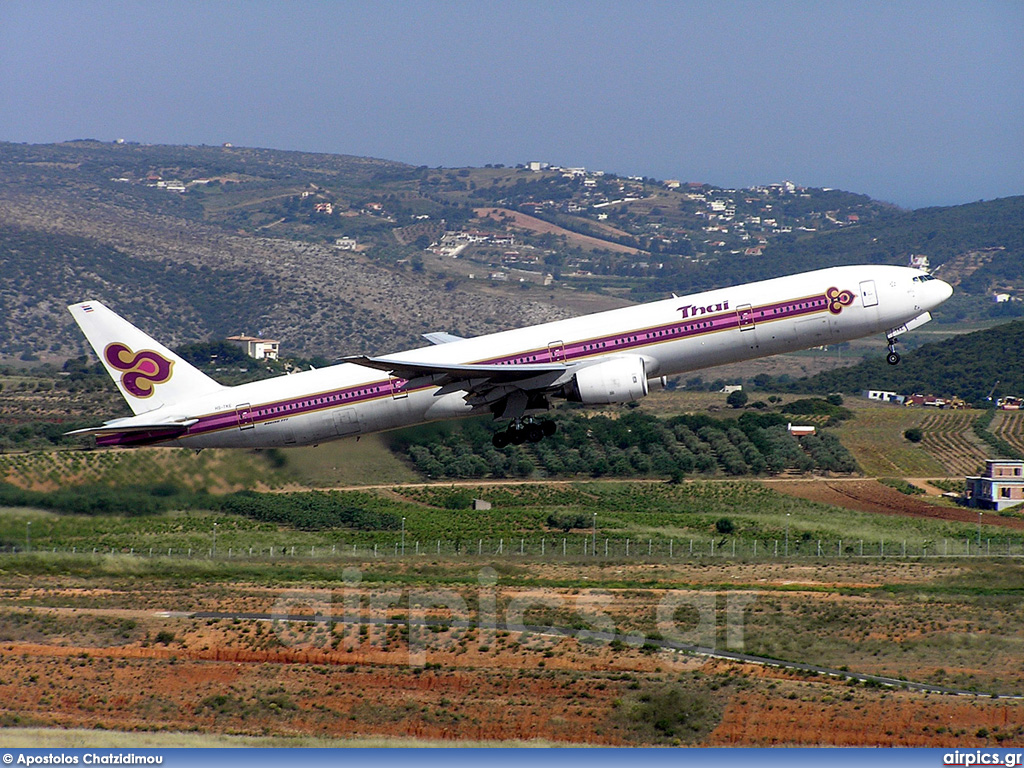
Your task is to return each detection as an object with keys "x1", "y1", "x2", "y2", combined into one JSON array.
[{"x1": 925, "y1": 278, "x2": 953, "y2": 310}]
